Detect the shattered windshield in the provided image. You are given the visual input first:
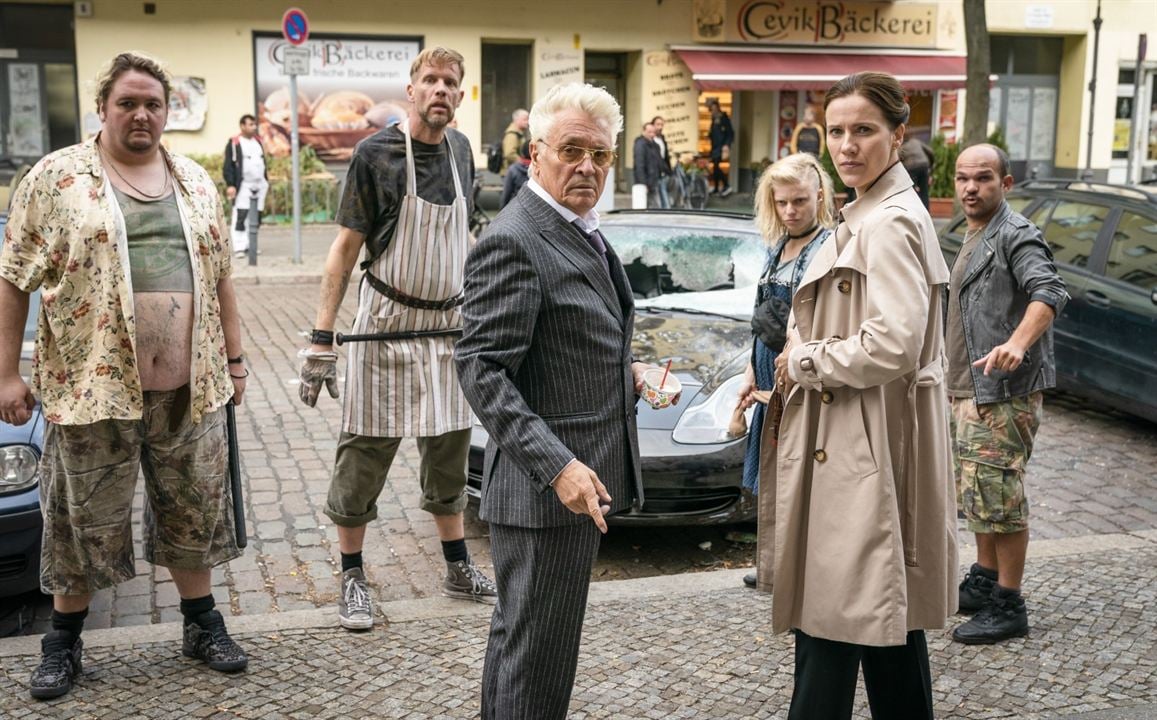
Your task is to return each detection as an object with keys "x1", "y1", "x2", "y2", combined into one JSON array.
[{"x1": 603, "y1": 223, "x2": 766, "y2": 318}]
